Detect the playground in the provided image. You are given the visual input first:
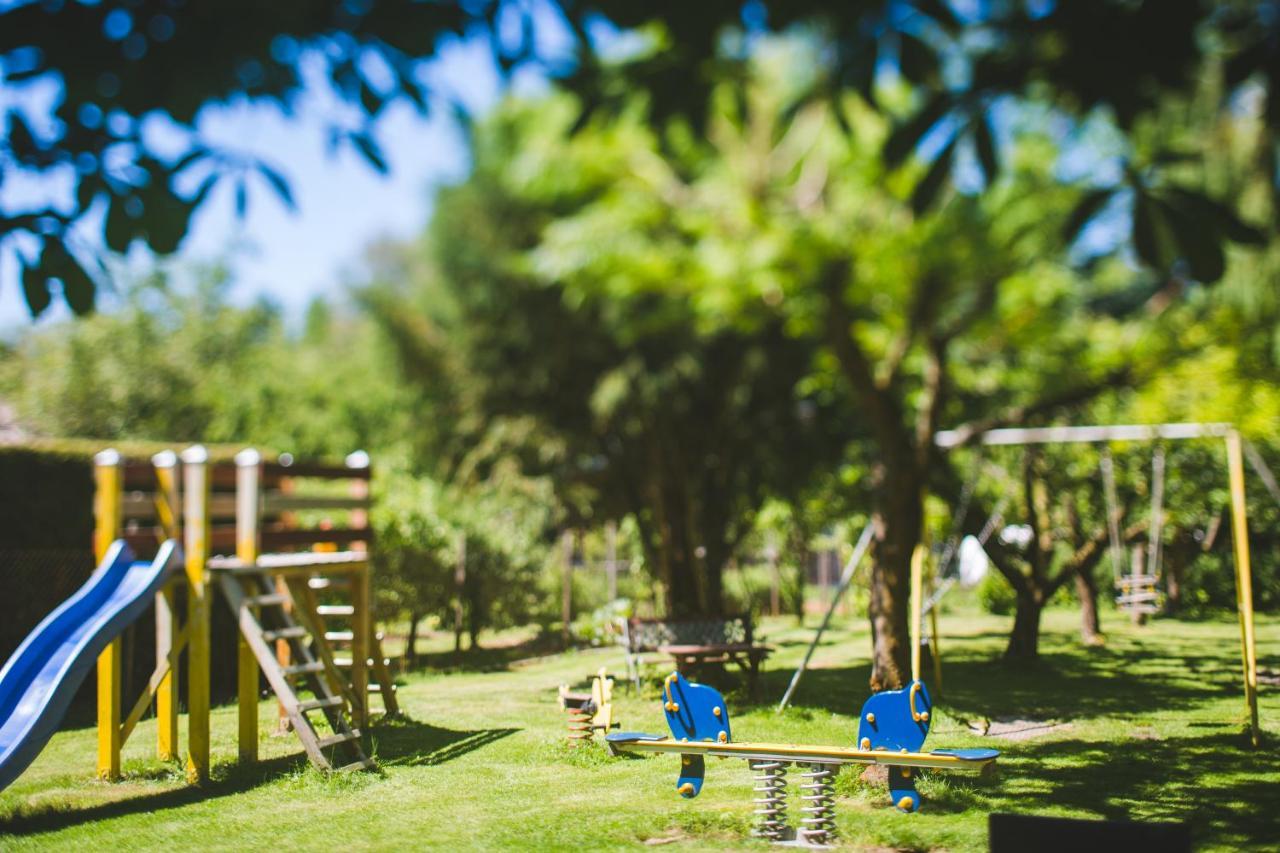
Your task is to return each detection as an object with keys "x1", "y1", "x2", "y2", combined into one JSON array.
[
  {"x1": 6, "y1": 4, "x2": 1280, "y2": 850},
  {"x1": 0, "y1": 607, "x2": 1275, "y2": 851}
]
